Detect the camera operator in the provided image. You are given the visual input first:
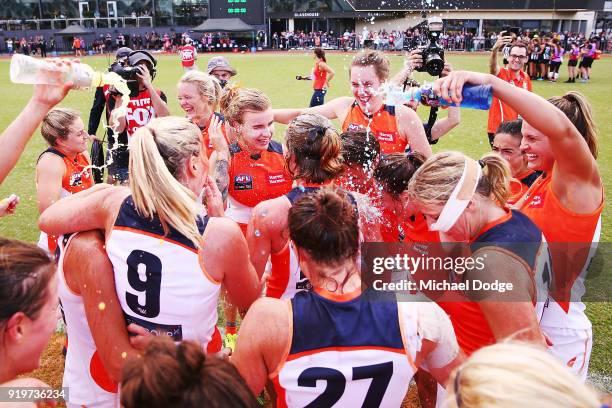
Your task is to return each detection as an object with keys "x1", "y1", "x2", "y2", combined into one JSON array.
[
  {"x1": 488, "y1": 34, "x2": 532, "y2": 146},
  {"x1": 108, "y1": 50, "x2": 170, "y2": 183},
  {"x1": 392, "y1": 49, "x2": 461, "y2": 145},
  {"x1": 87, "y1": 47, "x2": 132, "y2": 183}
]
